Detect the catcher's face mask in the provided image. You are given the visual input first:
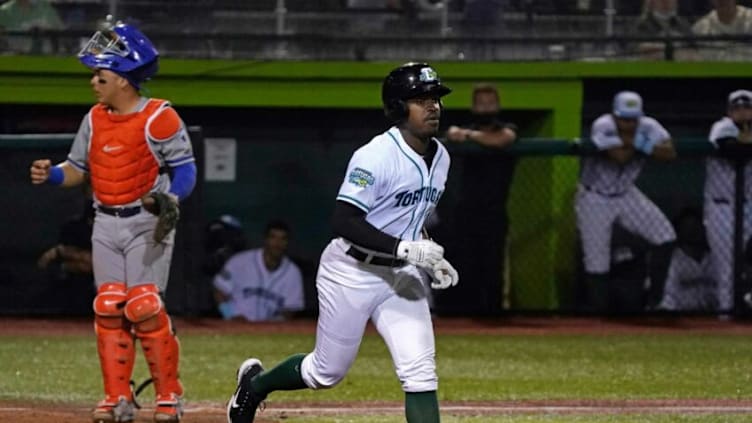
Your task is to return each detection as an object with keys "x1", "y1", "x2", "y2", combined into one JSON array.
[
  {"x1": 78, "y1": 19, "x2": 160, "y2": 90},
  {"x1": 79, "y1": 30, "x2": 131, "y2": 59}
]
